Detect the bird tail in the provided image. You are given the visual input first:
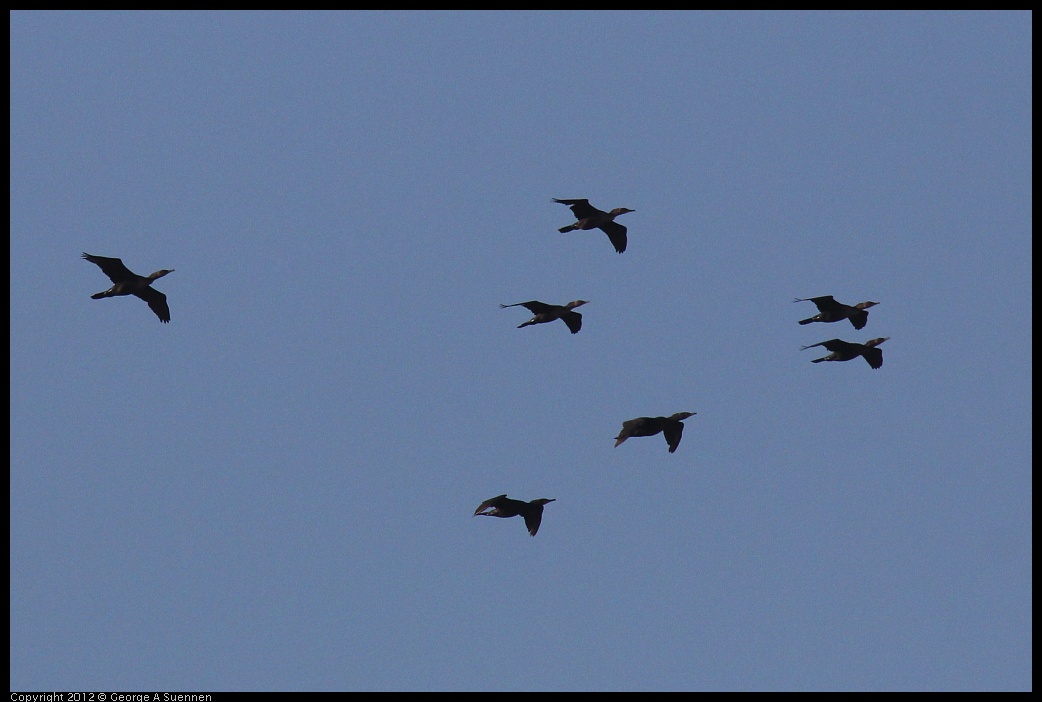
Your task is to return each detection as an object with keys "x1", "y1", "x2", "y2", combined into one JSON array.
[{"x1": 558, "y1": 224, "x2": 577, "y2": 233}]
